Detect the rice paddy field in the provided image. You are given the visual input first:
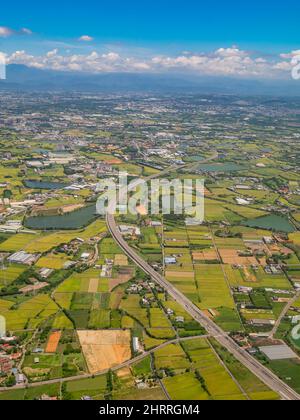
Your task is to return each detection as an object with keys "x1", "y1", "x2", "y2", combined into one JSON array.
[
  {"x1": 120, "y1": 295, "x2": 150, "y2": 329},
  {"x1": 4, "y1": 294, "x2": 59, "y2": 331},
  {"x1": 154, "y1": 337, "x2": 278, "y2": 400},
  {"x1": 35, "y1": 253, "x2": 72, "y2": 270},
  {"x1": 225, "y1": 265, "x2": 292, "y2": 289},
  {"x1": 154, "y1": 343, "x2": 190, "y2": 372},
  {"x1": 0, "y1": 233, "x2": 39, "y2": 252},
  {"x1": 195, "y1": 264, "x2": 235, "y2": 309},
  {"x1": 211, "y1": 339, "x2": 279, "y2": 400},
  {"x1": 163, "y1": 372, "x2": 210, "y2": 400},
  {"x1": 65, "y1": 375, "x2": 108, "y2": 400},
  {"x1": 0, "y1": 383, "x2": 61, "y2": 401},
  {"x1": 0, "y1": 220, "x2": 107, "y2": 254},
  {"x1": 112, "y1": 366, "x2": 166, "y2": 400},
  {"x1": 0, "y1": 264, "x2": 27, "y2": 286}
]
